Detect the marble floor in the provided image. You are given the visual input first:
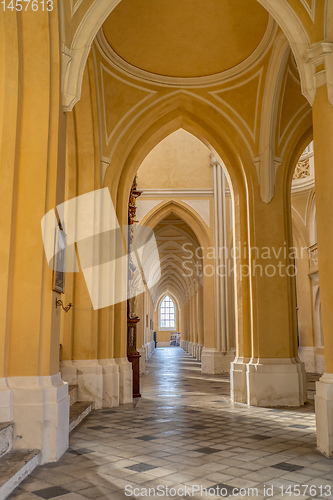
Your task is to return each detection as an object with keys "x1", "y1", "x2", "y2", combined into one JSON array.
[{"x1": 9, "y1": 348, "x2": 333, "y2": 499}]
